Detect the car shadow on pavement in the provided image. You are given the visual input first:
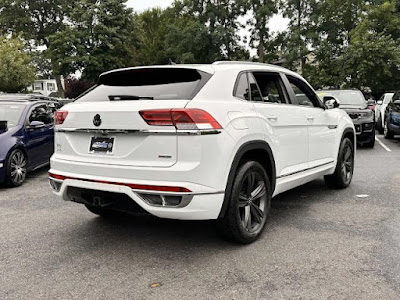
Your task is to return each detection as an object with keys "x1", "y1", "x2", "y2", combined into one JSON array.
[
  {"x1": 0, "y1": 165, "x2": 49, "y2": 190},
  {"x1": 61, "y1": 179, "x2": 331, "y2": 252}
]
